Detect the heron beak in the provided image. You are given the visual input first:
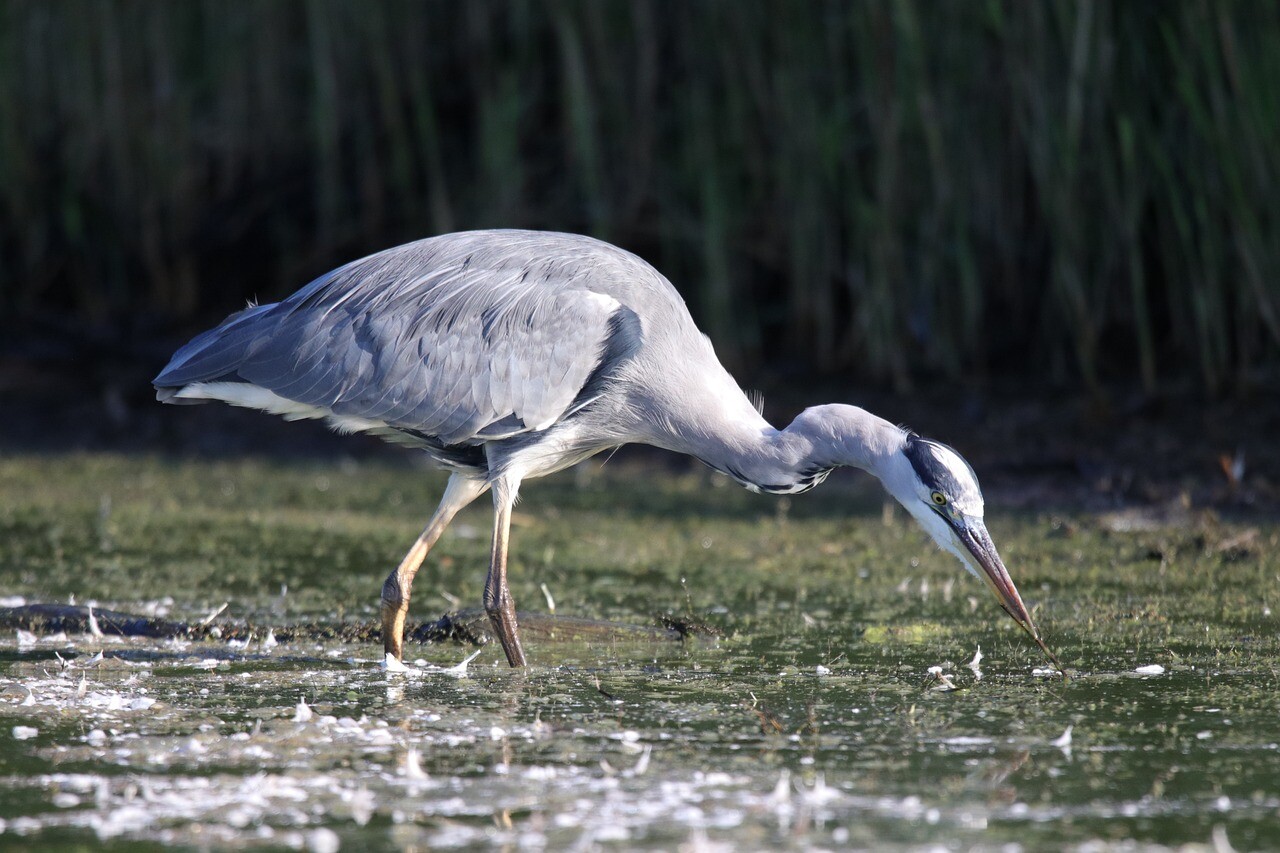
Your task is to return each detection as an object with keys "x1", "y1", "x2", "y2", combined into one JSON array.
[
  {"x1": 947, "y1": 515, "x2": 1065, "y2": 673},
  {"x1": 953, "y1": 516, "x2": 1038, "y2": 639}
]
